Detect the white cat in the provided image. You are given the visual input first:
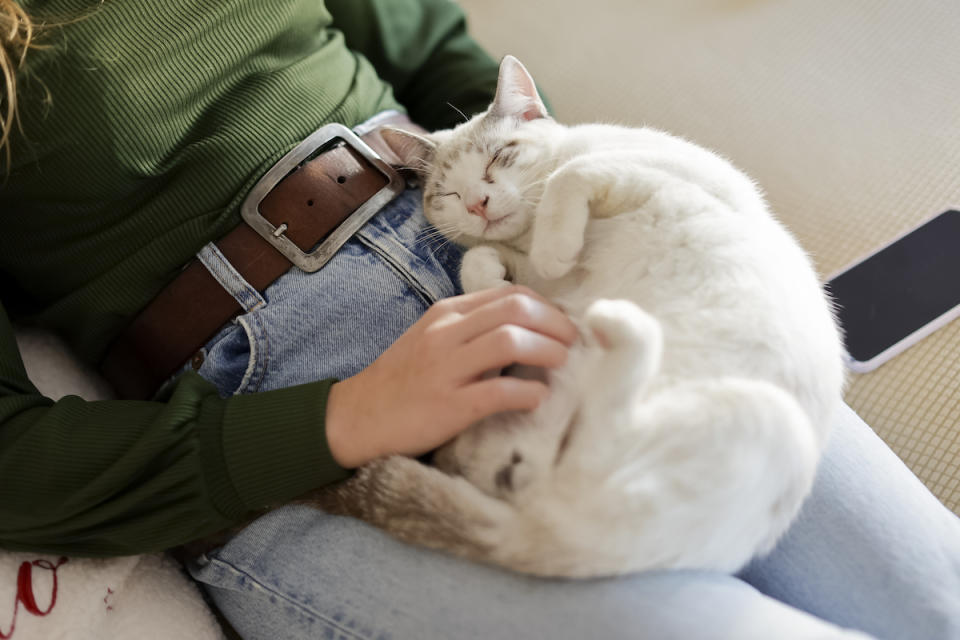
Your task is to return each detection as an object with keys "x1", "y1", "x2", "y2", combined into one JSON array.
[{"x1": 315, "y1": 56, "x2": 845, "y2": 578}]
